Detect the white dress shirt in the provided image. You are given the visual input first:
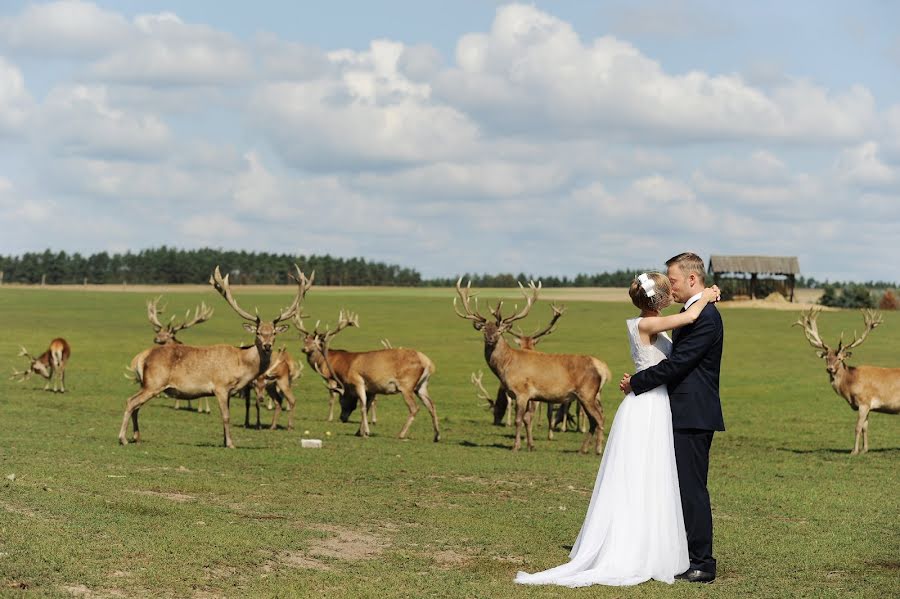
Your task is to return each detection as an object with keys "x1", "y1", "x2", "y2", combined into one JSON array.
[{"x1": 684, "y1": 291, "x2": 703, "y2": 309}]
